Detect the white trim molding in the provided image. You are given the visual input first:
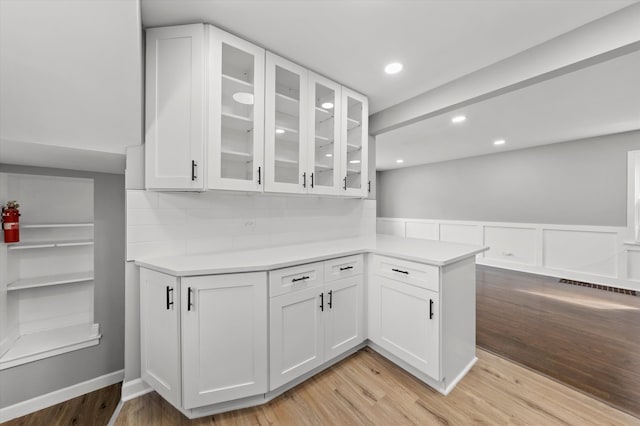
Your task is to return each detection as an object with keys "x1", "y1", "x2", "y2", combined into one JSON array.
[
  {"x1": 0, "y1": 369, "x2": 124, "y2": 423},
  {"x1": 378, "y1": 217, "x2": 639, "y2": 292},
  {"x1": 121, "y1": 378, "x2": 153, "y2": 402}
]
